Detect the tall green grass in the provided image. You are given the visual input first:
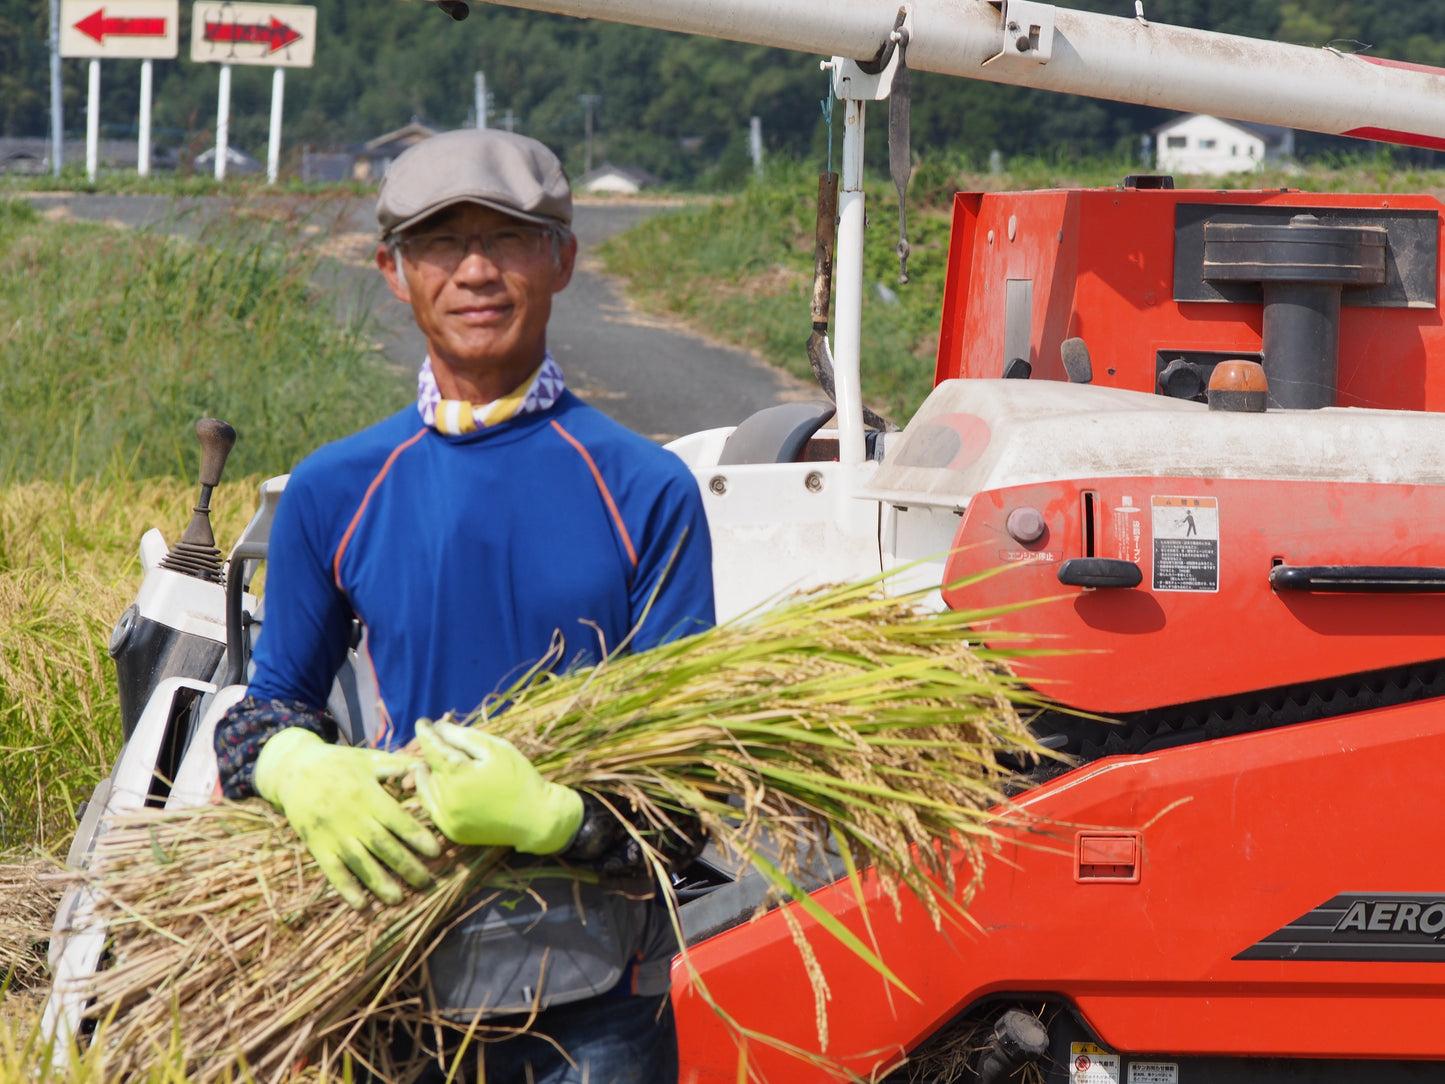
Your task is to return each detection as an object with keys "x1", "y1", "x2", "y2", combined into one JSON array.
[
  {"x1": 599, "y1": 156, "x2": 1445, "y2": 422},
  {"x1": 0, "y1": 196, "x2": 409, "y2": 858},
  {"x1": 597, "y1": 160, "x2": 952, "y2": 423},
  {"x1": 0, "y1": 197, "x2": 408, "y2": 481}
]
